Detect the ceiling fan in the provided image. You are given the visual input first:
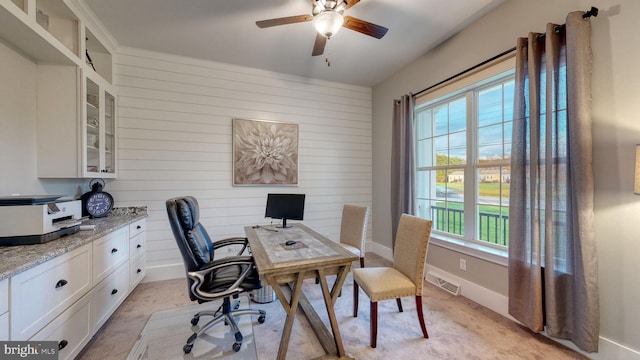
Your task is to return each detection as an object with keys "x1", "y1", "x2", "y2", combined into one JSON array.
[{"x1": 256, "y1": 0, "x2": 388, "y2": 56}]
